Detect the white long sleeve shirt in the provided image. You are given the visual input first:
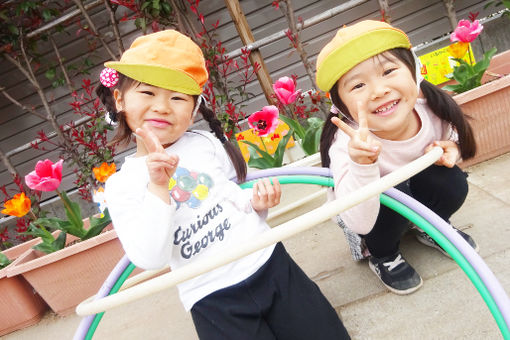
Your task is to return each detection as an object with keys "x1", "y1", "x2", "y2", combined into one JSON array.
[
  {"x1": 328, "y1": 98, "x2": 456, "y2": 235},
  {"x1": 105, "y1": 130, "x2": 274, "y2": 311}
]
